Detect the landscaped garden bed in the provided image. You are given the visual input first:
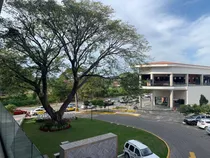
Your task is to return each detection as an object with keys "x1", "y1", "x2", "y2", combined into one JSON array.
[
  {"x1": 22, "y1": 118, "x2": 168, "y2": 158},
  {"x1": 39, "y1": 120, "x2": 71, "y2": 132}
]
